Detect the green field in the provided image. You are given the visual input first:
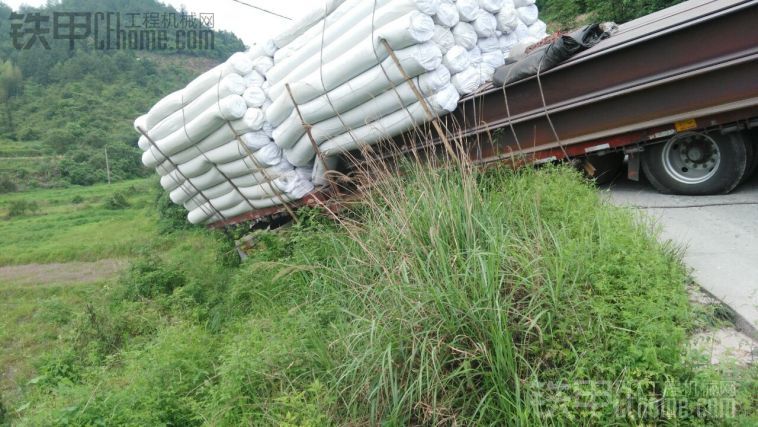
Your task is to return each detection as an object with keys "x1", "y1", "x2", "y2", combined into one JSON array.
[
  {"x1": 0, "y1": 166, "x2": 754, "y2": 425},
  {"x1": 0, "y1": 179, "x2": 157, "y2": 266}
]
